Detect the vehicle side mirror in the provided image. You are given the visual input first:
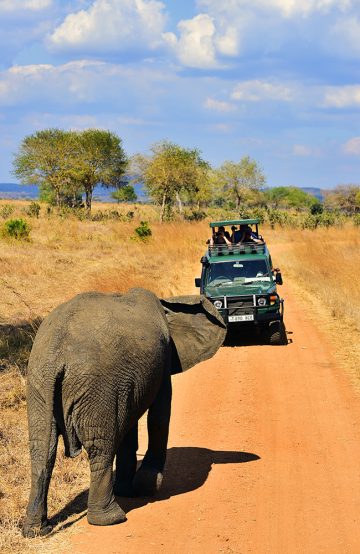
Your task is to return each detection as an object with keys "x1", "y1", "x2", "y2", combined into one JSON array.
[
  {"x1": 195, "y1": 278, "x2": 201, "y2": 288},
  {"x1": 275, "y1": 272, "x2": 283, "y2": 285}
]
